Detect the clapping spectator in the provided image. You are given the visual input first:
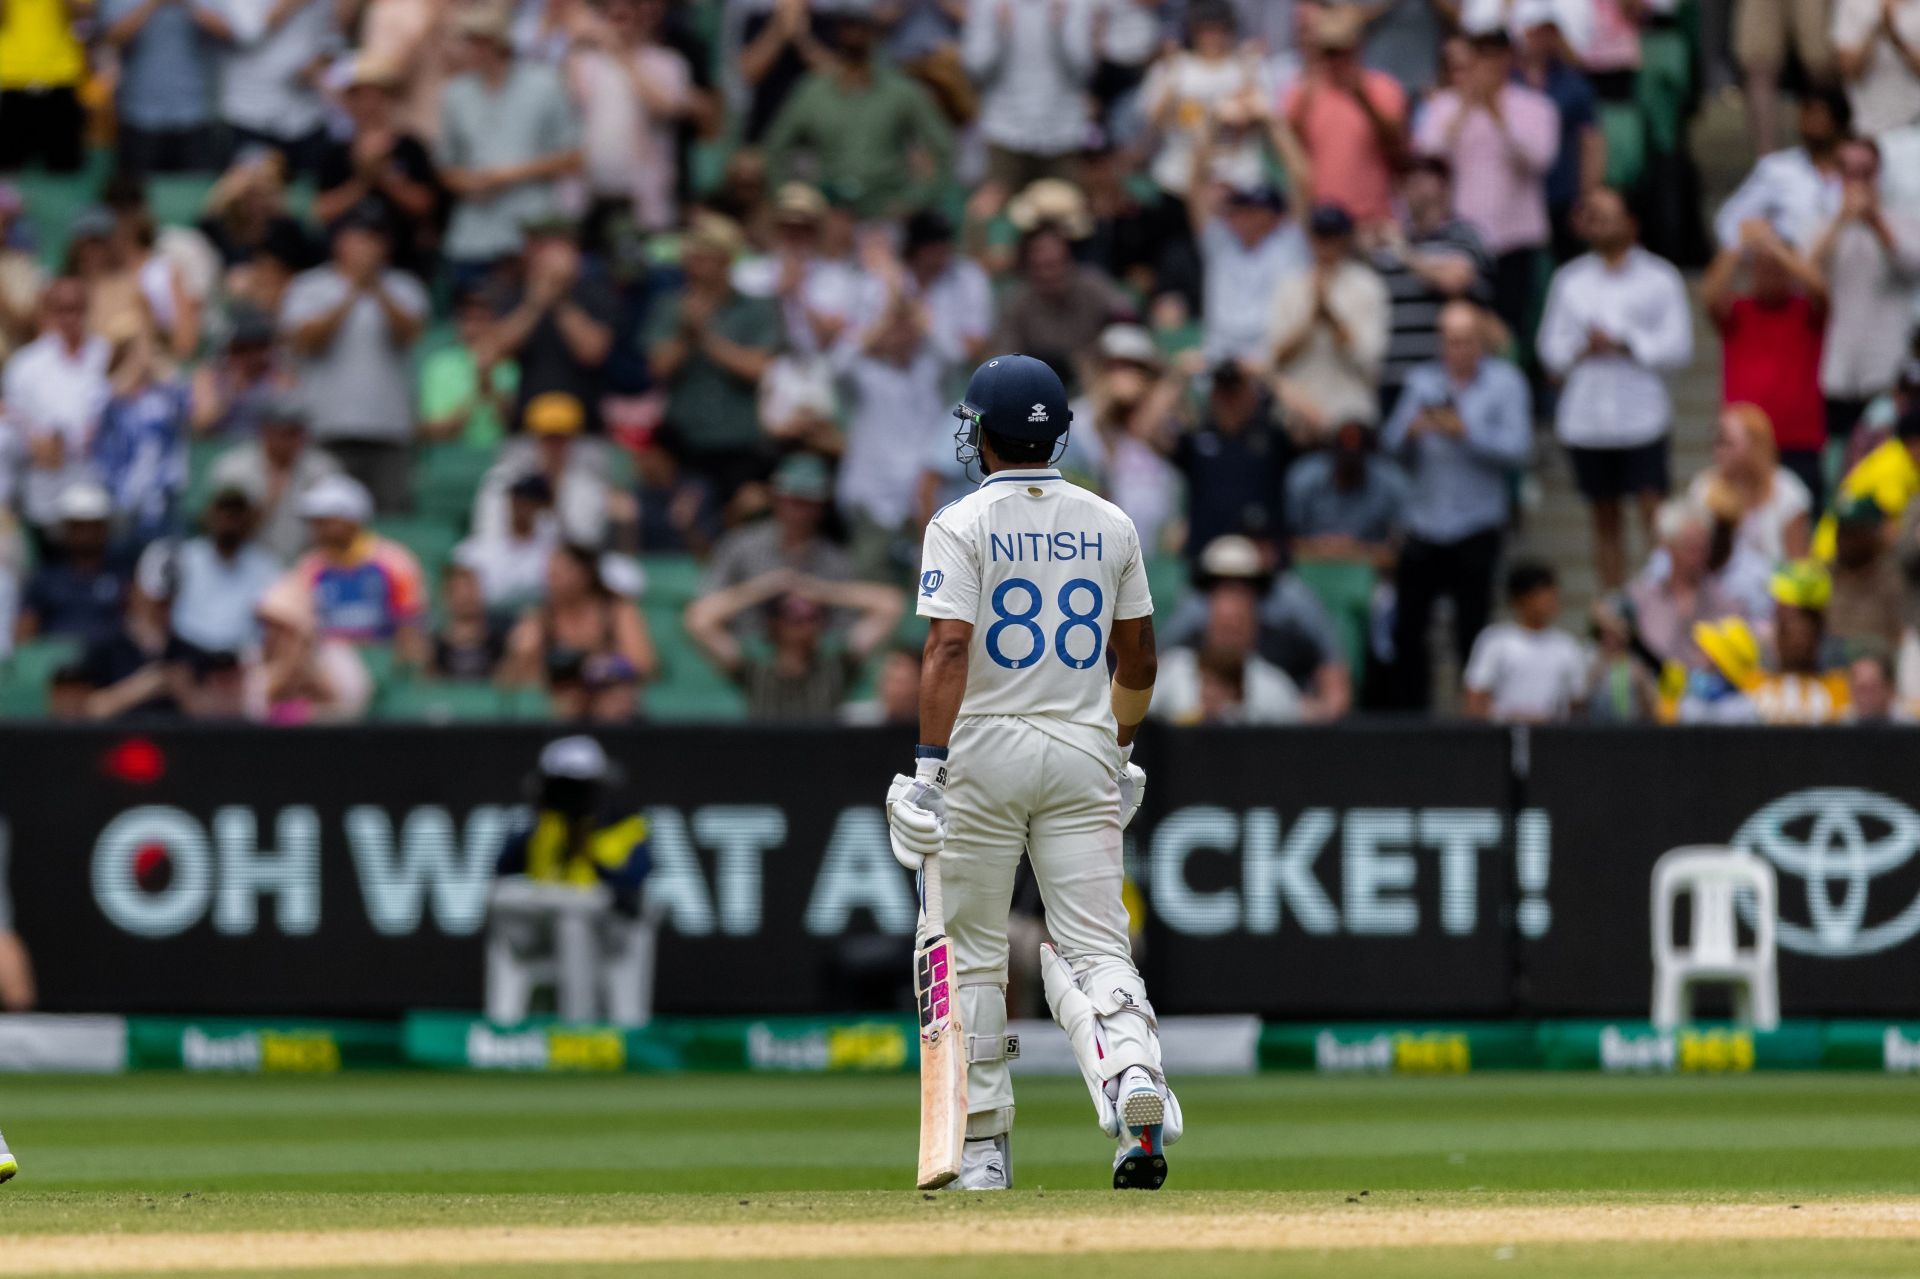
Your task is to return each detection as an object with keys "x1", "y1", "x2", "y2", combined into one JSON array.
[
  {"x1": 1284, "y1": 7, "x2": 1409, "y2": 229},
  {"x1": 198, "y1": 148, "x2": 318, "y2": 286},
  {"x1": 633, "y1": 425, "x2": 720, "y2": 555},
  {"x1": 280, "y1": 208, "x2": 428, "y2": 512},
  {"x1": 504, "y1": 544, "x2": 659, "y2": 721},
  {"x1": 438, "y1": 8, "x2": 582, "y2": 279},
  {"x1": 1686, "y1": 403, "x2": 1813, "y2": 566},
  {"x1": 100, "y1": 0, "x2": 225, "y2": 175},
  {"x1": 92, "y1": 335, "x2": 190, "y2": 554},
  {"x1": 1734, "y1": 0, "x2": 1835, "y2": 153},
  {"x1": 1381, "y1": 300, "x2": 1532, "y2": 709},
  {"x1": 1537, "y1": 187, "x2": 1692, "y2": 590},
  {"x1": 645, "y1": 212, "x2": 782, "y2": 496},
  {"x1": 473, "y1": 393, "x2": 629, "y2": 549},
  {"x1": 190, "y1": 304, "x2": 288, "y2": 439},
  {"x1": 1462, "y1": 561, "x2": 1589, "y2": 722},
  {"x1": 1286, "y1": 421, "x2": 1408, "y2": 571},
  {"x1": 1751, "y1": 558, "x2": 1852, "y2": 722},
  {"x1": 460, "y1": 472, "x2": 559, "y2": 615},
  {"x1": 702, "y1": 452, "x2": 853, "y2": 594},
  {"x1": 3, "y1": 277, "x2": 109, "y2": 537},
  {"x1": 418, "y1": 285, "x2": 518, "y2": 449},
  {"x1": 962, "y1": 0, "x2": 1094, "y2": 196},
  {"x1": 1413, "y1": 28, "x2": 1560, "y2": 345},
  {"x1": 205, "y1": 0, "x2": 336, "y2": 176},
  {"x1": 208, "y1": 393, "x2": 342, "y2": 562},
  {"x1": 1703, "y1": 219, "x2": 1830, "y2": 502},
  {"x1": 246, "y1": 575, "x2": 373, "y2": 723},
  {"x1": 1833, "y1": 0, "x2": 1920, "y2": 136},
  {"x1": 1169, "y1": 360, "x2": 1294, "y2": 566},
  {"x1": 15, "y1": 484, "x2": 133, "y2": 647},
  {"x1": 1153, "y1": 569, "x2": 1307, "y2": 724},
  {"x1": 735, "y1": 182, "x2": 863, "y2": 358},
  {"x1": 566, "y1": 0, "x2": 695, "y2": 240},
  {"x1": 483, "y1": 220, "x2": 618, "y2": 435},
  {"x1": 1626, "y1": 499, "x2": 1754, "y2": 670},
  {"x1": 884, "y1": 209, "x2": 992, "y2": 369},
  {"x1": 313, "y1": 59, "x2": 442, "y2": 278},
  {"x1": 131, "y1": 483, "x2": 281, "y2": 658},
  {"x1": 1366, "y1": 156, "x2": 1492, "y2": 417},
  {"x1": 684, "y1": 568, "x2": 903, "y2": 721},
  {"x1": 1716, "y1": 90, "x2": 1848, "y2": 250},
  {"x1": 1187, "y1": 169, "x2": 1307, "y2": 368},
  {"x1": 765, "y1": 8, "x2": 952, "y2": 218},
  {"x1": 993, "y1": 217, "x2": 1132, "y2": 393},
  {"x1": 1811, "y1": 137, "x2": 1920, "y2": 443},
  {"x1": 1267, "y1": 203, "x2": 1391, "y2": 435},
  {"x1": 286, "y1": 473, "x2": 428, "y2": 664},
  {"x1": 1064, "y1": 324, "x2": 1185, "y2": 551},
  {"x1": 1142, "y1": 1, "x2": 1274, "y2": 204}
]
